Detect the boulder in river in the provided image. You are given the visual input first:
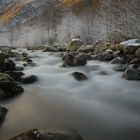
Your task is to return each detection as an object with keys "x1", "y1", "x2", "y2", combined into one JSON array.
[
  {"x1": 22, "y1": 62, "x2": 36, "y2": 67},
  {"x1": 62, "y1": 52, "x2": 87, "y2": 66},
  {"x1": 6, "y1": 71, "x2": 25, "y2": 81},
  {"x1": 23, "y1": 57, "x2": 33, "y2": 63},
  {"x1": 109, "y1": 57, "x2": 125, "y2": 64},
  {"x1": 20, "y1": 75, "x2": 38, "y2": 84},
  {"x1": 10, "y1": 128, "x2": 84, "y2": 140},
  {"x1": 113, "y1": 65, "x2": 128, "y2": 72},
  {"x1": 67, "y1": 39, "x2": 84, "y2": 51},
  {"x1": 120, "y1": 39, "x2": 140, "y2": 55},
  {"x1": 93, "y1": 49, "x2": 114, "y2": 61},
  {"x1": 22, "y1": 52, "x2": 28, "y2": 57},
  {"x1": 5, "y1": 59, "x2": 16, "y2": 71},
  {"x1": 0, "y1": 107, "x2": 8, "y2": 123},
  {"x1": 0, "y1": 73, "x2": 24, "y2": 98},
  {"x1": 122, "y1": 68, "x2": 140, "y2": 80},
  {"x1": 15, "y1": 66, "x2": 24, "y2": 71},
  {"x1": 72, "y1": 72, "x2": 88, "y2": 81}
]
